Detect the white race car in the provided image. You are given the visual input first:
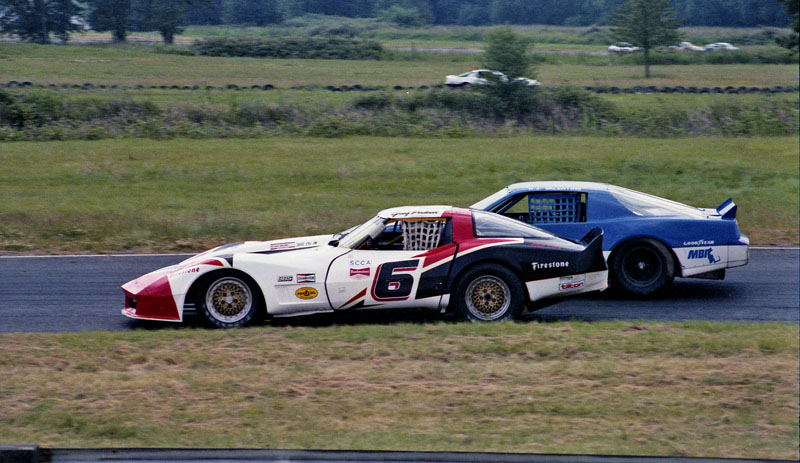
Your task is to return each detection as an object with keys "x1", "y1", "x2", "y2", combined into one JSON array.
[
  {"x1": 703, "y1": 42, "x2": 739, "y2": 51},
  {"x1": 608, "y1": 42, "x2": 643, "y2": 53},
  {"x1": 122, "y1": 206, "x2": 607, "y2": 327},
  {"x1": 668, "y1": 41, "x2": 705, "y2": 51},
  {"x1": 445, "y1": 69, "x2": 541, "y2": 87}
]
